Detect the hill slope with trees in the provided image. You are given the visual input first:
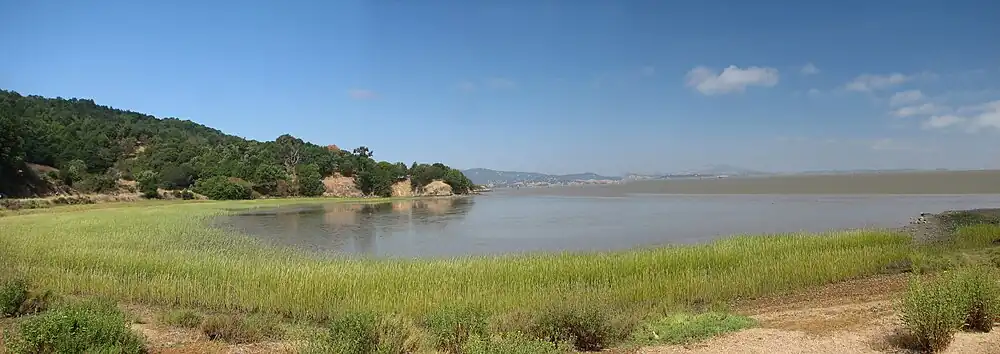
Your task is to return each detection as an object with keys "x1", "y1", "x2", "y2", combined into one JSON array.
[{"x1": 0, "y1": 89, "x2": 473, "y2": 199}]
